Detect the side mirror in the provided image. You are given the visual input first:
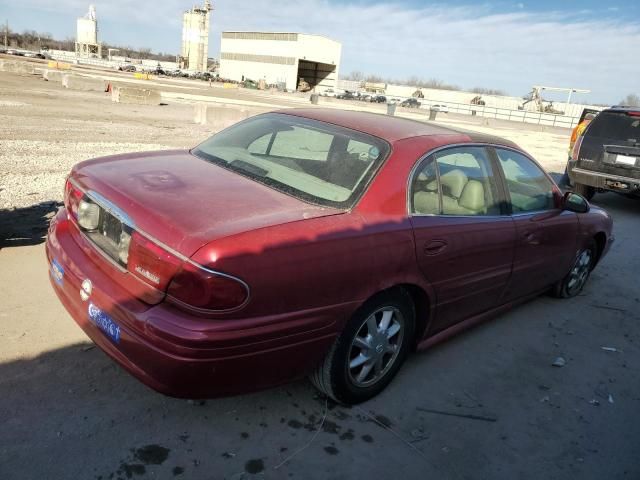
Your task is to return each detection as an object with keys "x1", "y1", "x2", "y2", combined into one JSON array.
[{"x1": 563, "y1": 192, "x2": 590, "y2": 213}]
